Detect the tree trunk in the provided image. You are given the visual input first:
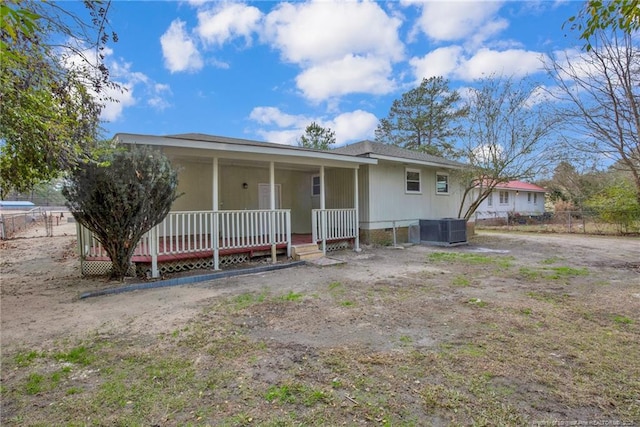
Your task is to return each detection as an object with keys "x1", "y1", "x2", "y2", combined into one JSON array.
[{"x1": 104, "y1": 241, "x2": 136, "y2": 280}]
